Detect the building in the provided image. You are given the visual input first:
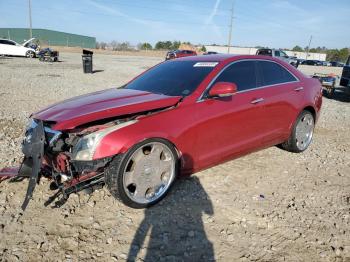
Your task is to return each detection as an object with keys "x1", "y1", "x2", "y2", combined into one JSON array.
[
  {"x1": 204, "y1": 45, "x2": 327, "y2": 61},
  {"x1": 0, "y1": 28, "x2": 96, "y2": 49}
]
